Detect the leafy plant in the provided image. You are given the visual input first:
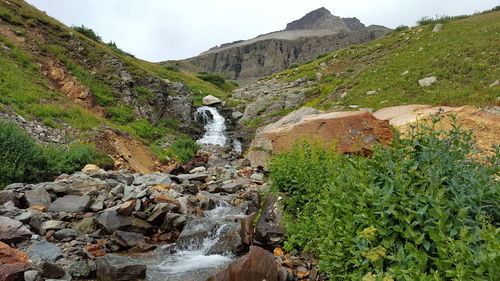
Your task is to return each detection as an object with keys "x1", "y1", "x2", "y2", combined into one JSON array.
[
  {"x1": 170, "y1": 139, "x2": 200, "y2": 163},
  {"x1": 71, "y1": 25, "x2": 102, "y2": 42},
  {"x1": 164, "y1": 64, "x2": 180, "y2": 72},
  {"x1": 129, "y1": 119, "x2": 166, "y2": 142},
  {"x1": 394, "y1": 25, "x2": 409, "y2": 32},
  {"x1": 270, "y1": 119, "x2": 499, "y2": 280}
]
